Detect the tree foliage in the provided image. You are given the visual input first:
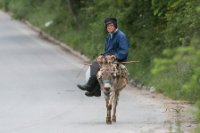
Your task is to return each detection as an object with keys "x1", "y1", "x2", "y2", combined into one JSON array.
[{"x1": 150, "y1": 0, "x2": 200, "y2": 100}]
